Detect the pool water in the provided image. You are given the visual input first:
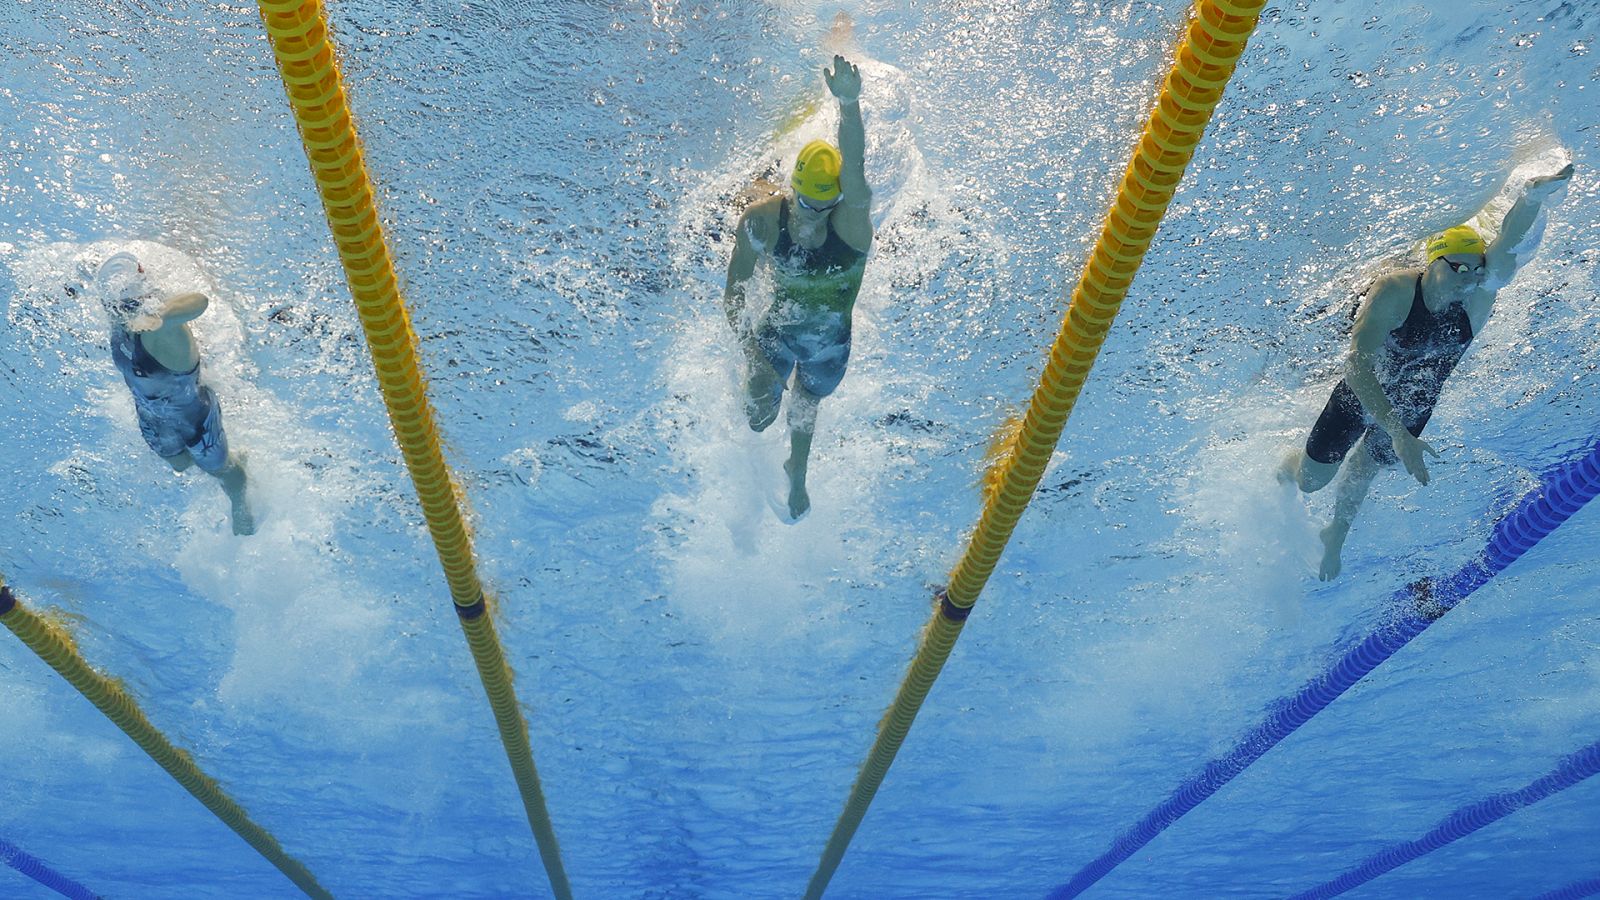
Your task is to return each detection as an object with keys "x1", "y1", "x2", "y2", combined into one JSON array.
[{"x1": 1, "y1": 1, "x2": 1597, "y2": 897}]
